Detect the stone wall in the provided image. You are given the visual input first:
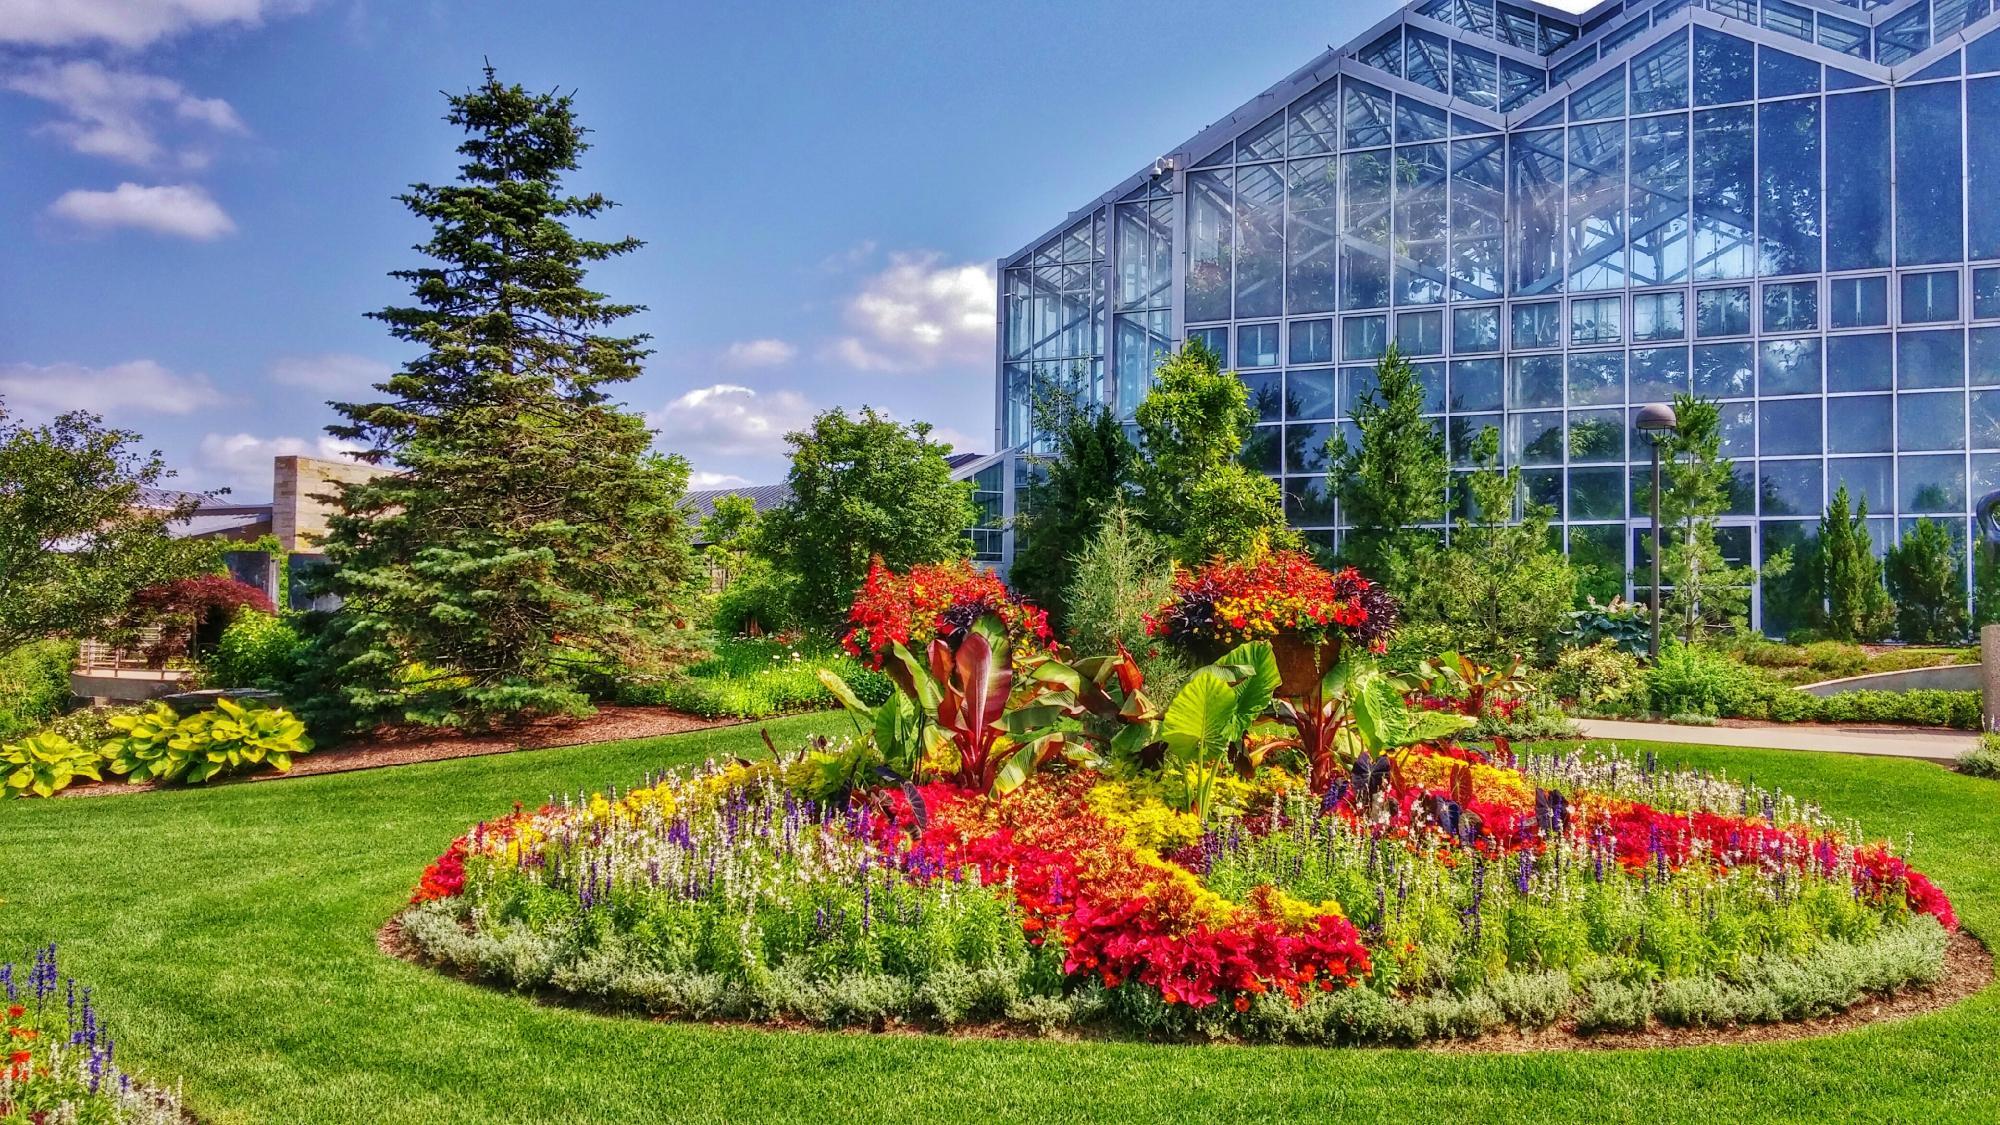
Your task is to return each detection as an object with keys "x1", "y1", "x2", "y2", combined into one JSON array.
[{"x1": 272, "y1": 455, "x2": 387, "y2": 552}]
